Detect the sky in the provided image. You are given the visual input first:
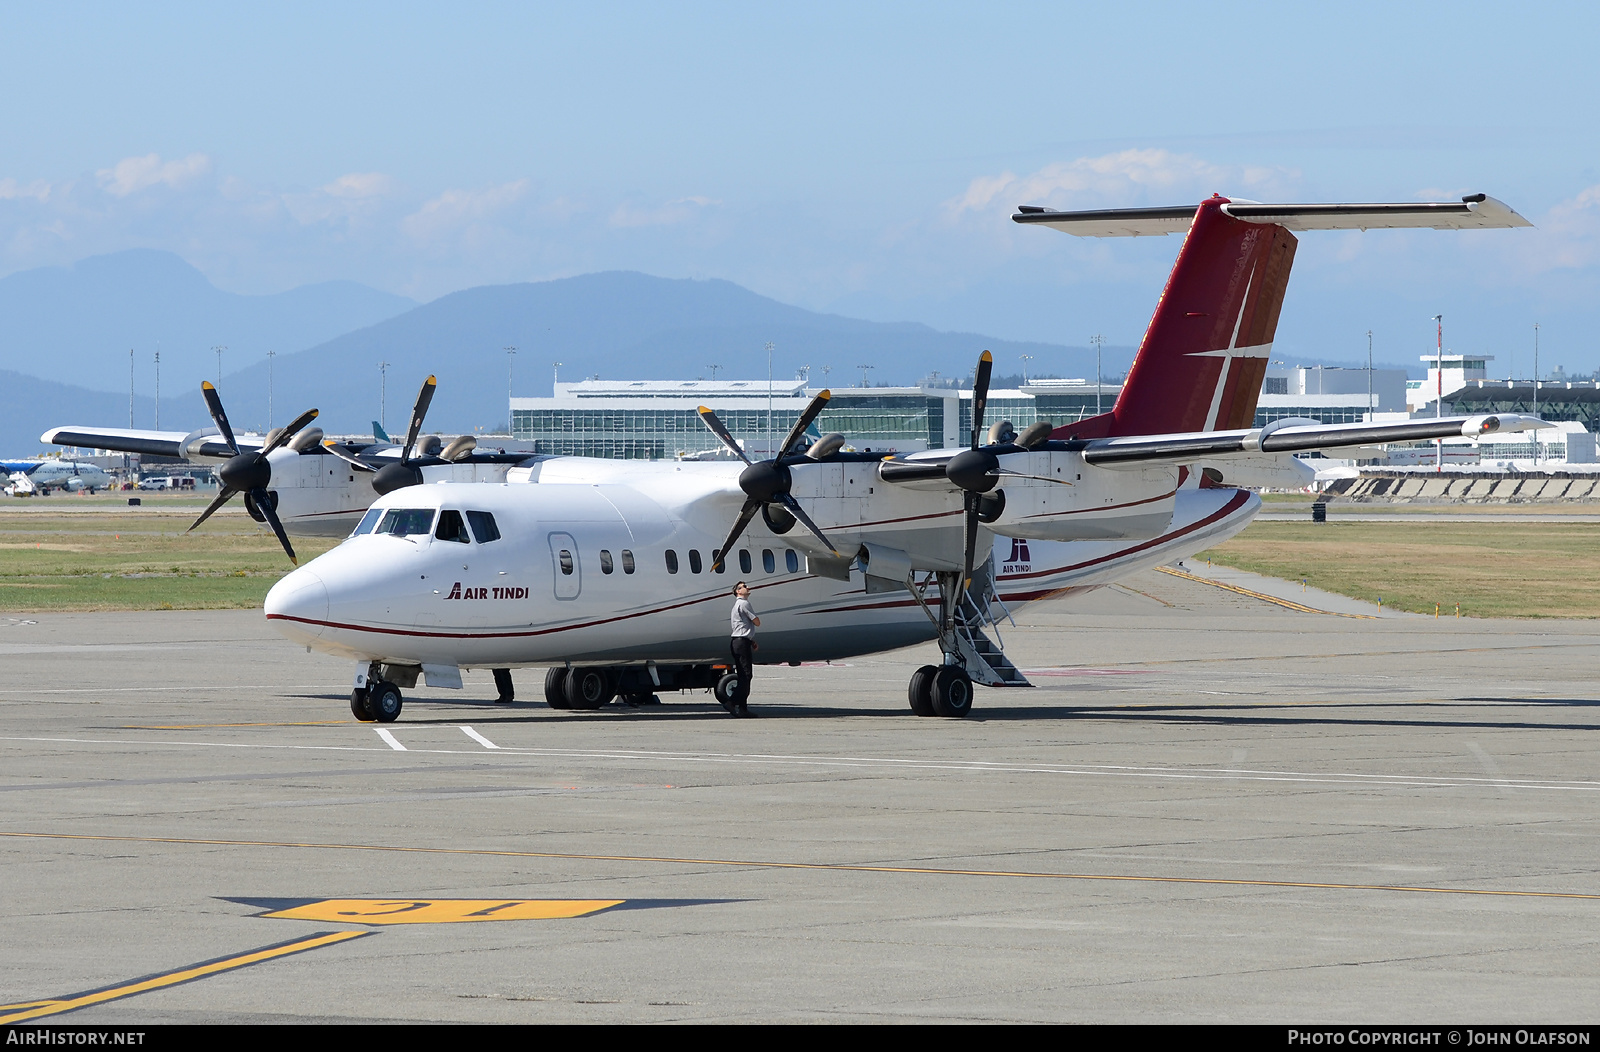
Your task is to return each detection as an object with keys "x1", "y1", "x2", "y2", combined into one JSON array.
[{"x1": 2, "y1": 1, "x2": 1598, "y2": 377}]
